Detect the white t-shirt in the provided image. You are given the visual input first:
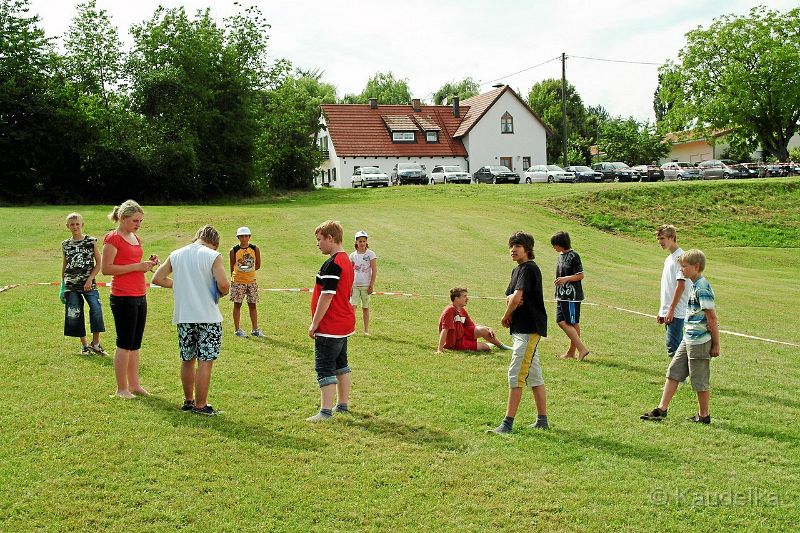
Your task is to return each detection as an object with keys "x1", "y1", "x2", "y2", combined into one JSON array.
[
  {"x1": 659, "y1": 247, "x2": 688, "y2": 318},
  {"x1": 169, "y1": 242, "x2": 223, "y2": 324},
  {"x1": 350, "y1": 249, "x2": 377, "y2": 287}
]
